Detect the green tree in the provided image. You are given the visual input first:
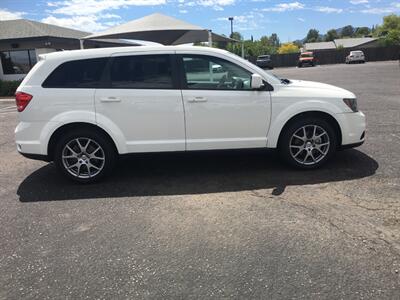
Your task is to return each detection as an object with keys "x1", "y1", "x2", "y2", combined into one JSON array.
[
  {"x1": 305, "y1": 29, "x2": 320, "y2": 43},
  {"x1": 355, "y1": 27, "x2": 371, "y2": 37},
  {"x1": 382, "y1": 29, "x2": 400, "y2": 46},
  {"x1": 341, "y1": 25, "x2": 355, "y2": 37},
  {"x1": 230, "y1": 31, "x2": 243, "y2": 41},
  {"x1": 376, "y1": 14, "x2": 400, "y2": 45},
  {"x1": 269, "y1": 33, "x2": 280, "y2": 48},
  {"x1": 381, "y1": 14, "x2": 400, "y2": 31},
  {"x1": 325, "y1": 29, "x2": 339, "y2": 41}
]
